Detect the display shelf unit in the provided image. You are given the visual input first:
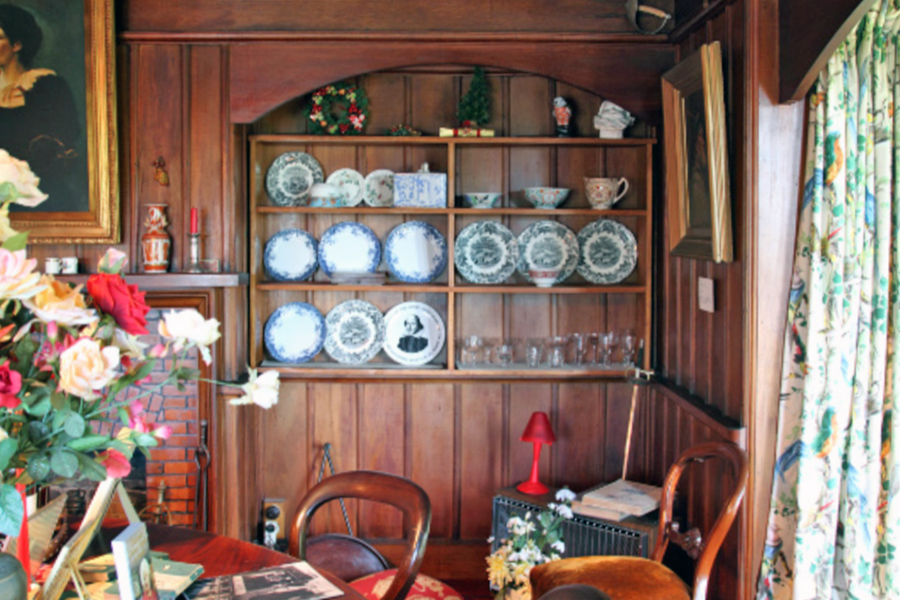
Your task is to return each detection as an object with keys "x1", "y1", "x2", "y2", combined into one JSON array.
[{"x1": 249, "y1": 134, "x2": 653, "y2": 380}]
